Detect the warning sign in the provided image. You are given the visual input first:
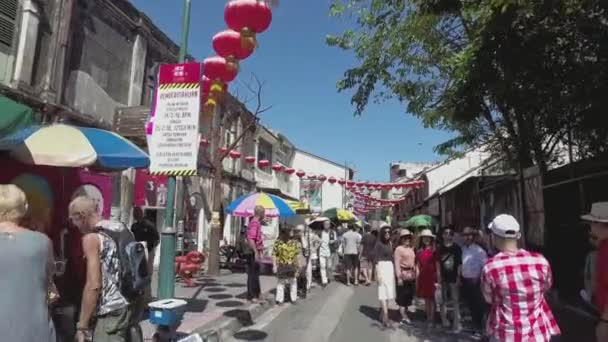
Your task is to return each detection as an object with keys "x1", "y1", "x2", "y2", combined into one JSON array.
[{"x1": 148, "y1": 63, "x2": 201, "y2": 176}]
